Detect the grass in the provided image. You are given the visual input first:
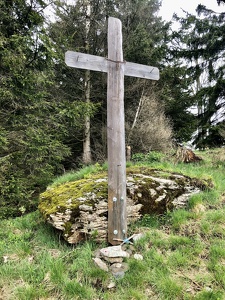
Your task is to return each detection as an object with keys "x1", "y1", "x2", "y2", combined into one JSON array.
[
  {"x1": 50, "y1": 163, "x2": 108, "y2": 187},
  {"x1": 1, "y1": 148, "x2": 225, "y2": 299}
]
